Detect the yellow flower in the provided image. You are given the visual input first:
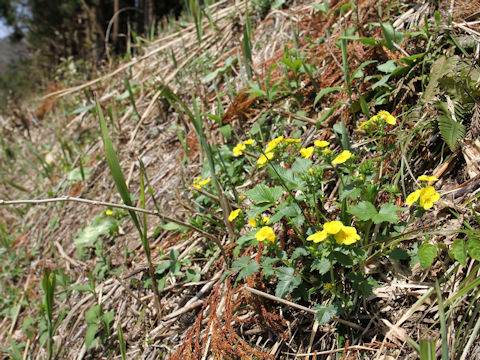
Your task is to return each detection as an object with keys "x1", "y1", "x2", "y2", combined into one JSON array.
[
  {"x1": 233, "y1": 142, "x2": 246, "y2": 157},
  {"x1": 334, "y1": 226, "x2": 360, "y2": 245},
  {"x1": 306, "y1": 230, "x2": 328, "y2": 243},
  {"x1": 300, "y1": 147, "x2": 314, "y2": 159},
  {"x1": 262, "y1": 217, "x2": 270, "y2": 224},
  {"x1": 323, "y1": 221, "x2": 344, "y2": 234},
  {"x1": 249, "y1": 218, "x2": 257, "y2": 227},
  {"x1": 332, "y1": 150, "x2": 353, "y2": 164},
  {"x1": 198, "y1": 177, "x2": 211, "y2": 186},
  {"x1": 323, "y1": 148, "x2": 330, "y2": 154},
  {"x1": 244, "y1": 139, "x2": 255, "y2": 145},
  {"x1": 285, "y1": 138, "x2": 301, "y2": 144},
  {"x1": 377, "y1": 110, "x2": 396, "y2": 125},
  {"x1": 228, "y1": 209, "x2": 242, "y2": 222},
  {"x1": 265, "y1": 136, "x2": 284, "y2": 152},
  {"x1": 406, "y1": 189, "x2": 421, "y2": 206},
  {"x1": 257, "y1": 152, "x2": 274, "y2": 168},
  {"x1": 239, "y1": 193, "x2": 245, "y2": 200},
  {"x1": 418, "y1": 175, "x2": 439, "y2": 182},
  {"x1": 358, "y1": 118, "x2": 373, "y2": 130},
  {"x1": 105, "y1": 209, "x2": 113, "y2": 216},
  {"x1": 255, "y1": 226, "x2": 276, "y2": 242},
  {"x1": 314, "y1": 140, "x2": 329, "y2": 148},
  {"x1": 308, "y1": 168, "x2": 314, "y2": 174},
  {"x1": 192, "y1": 176, "x2": 211, "y2": 189},
  {"x1": 419, "y1": 186, "x2": 440, "y2": 210}
]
